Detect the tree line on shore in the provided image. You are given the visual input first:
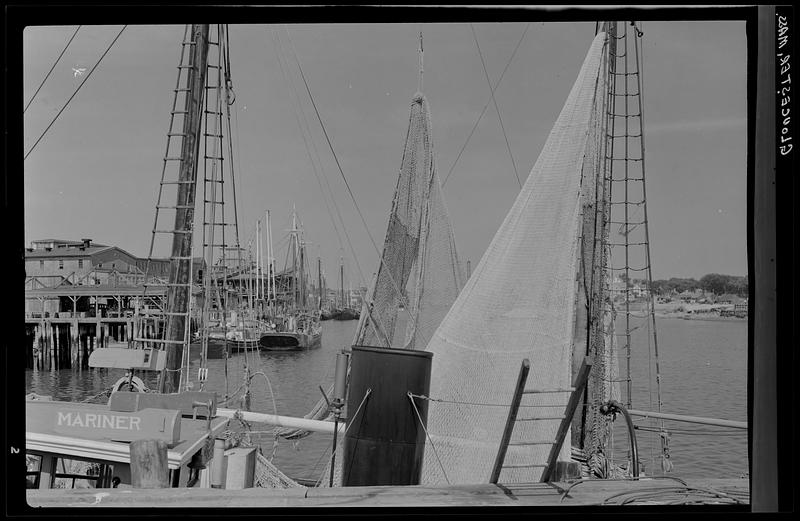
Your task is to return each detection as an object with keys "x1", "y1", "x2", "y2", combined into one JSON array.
[{"x1": 627, "y1": 273, "x2": 748, "y2": 297}]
